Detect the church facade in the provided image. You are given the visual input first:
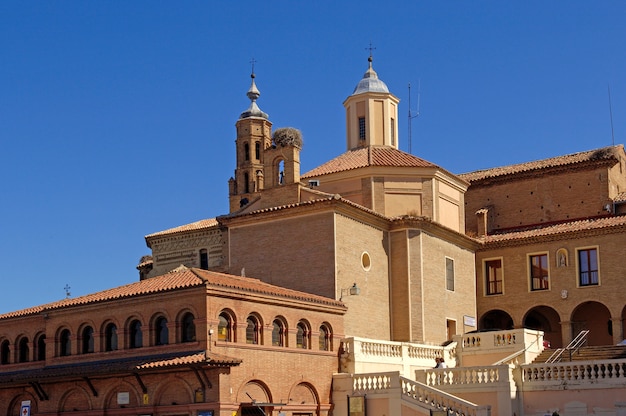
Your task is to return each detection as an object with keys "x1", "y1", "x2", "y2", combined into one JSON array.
[{"x1": 2, "y1": 56, "x2": 626, "y2": 415}]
